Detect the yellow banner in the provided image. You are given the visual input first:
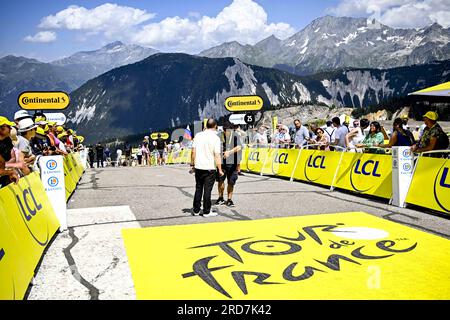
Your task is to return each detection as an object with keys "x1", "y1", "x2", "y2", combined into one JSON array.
[
  {"x1": 239, "y1": 146, "x2": 249, "y2": 171},
  {"x1": 261, "y1": 148, "x2": 299, "y2": 178},
  {"x1": 151, "y1": 132, "x2": 169, "y2": 140},
  {"x1": 0, "y1": 204, "x2": 30, "y2": 300},
  {"x1": 224, "y1": 96, "x2": 263, "y2": 112},
  {"x1": 123, "y1": 212, "x2": 450, "y2": 300},
  {"x1": 406, "y1": 157, "x2": 450, "y2": 214},
  {"x1": 334, "y1": 153, "x2": 392, "y2": 199},
  {"x1": 244, "y1": 147, "x2": 269, "y2": 173},
  {"x1": 18, "y1": 91, "x2": 70, "y2": 110},
  {"x1": 293, "y1": 149, "x2": 342, "y2": 186},
  {"x1": 167, "y1": 151, "x2": 174, "y2": 164},
  {"x1": 0, "y1": 172, "x2": 60, "y2": 299},
  {"x1": 63, "y1": 156, "x2": 77, "y2": 199},
  {"x1": 272, "y1": 116, "x2": 278, "y2": 135}
]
